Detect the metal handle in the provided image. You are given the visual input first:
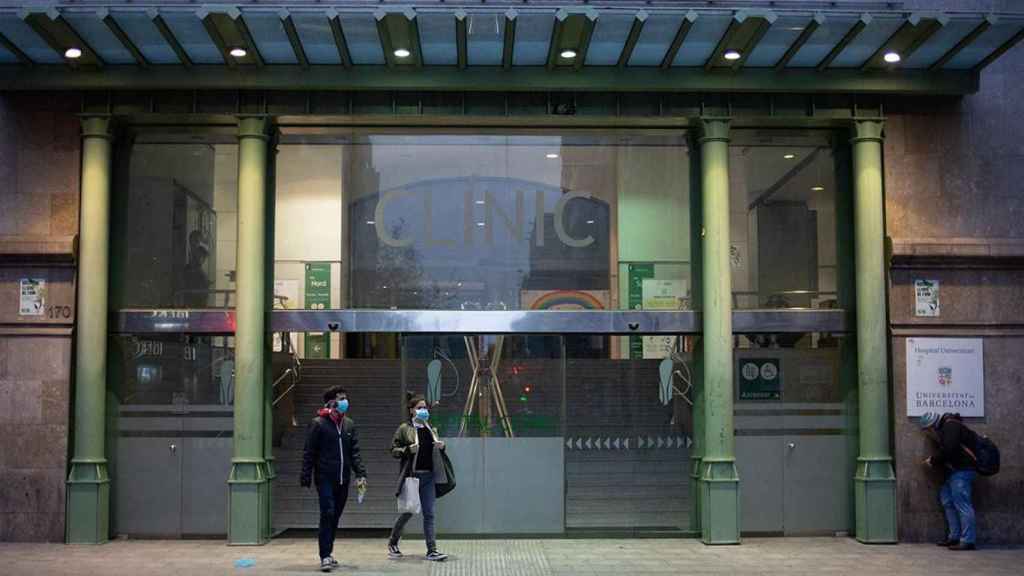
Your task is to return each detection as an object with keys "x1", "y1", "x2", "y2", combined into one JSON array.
[
  {"x1": 787, "y1": 442, "x2": 795, "y2": 449},
  {"x1": 170, "y1": 444, "x2": 177, "y2": 453}
]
